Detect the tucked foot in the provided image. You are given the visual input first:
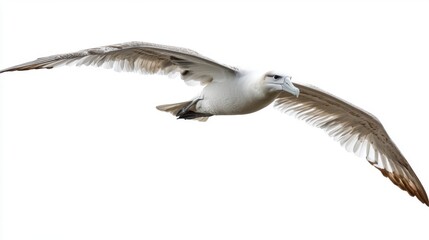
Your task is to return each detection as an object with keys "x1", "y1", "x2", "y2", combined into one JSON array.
[
  {"x1": 156, "y1": 97, "x2": 212, "y2": 121},
  {"x1": 177, "y1": 111, "x2": 213, "y2": 120},
  {"x1": 176, "y1": 97, "x2": 202, "y2": 117},
  {"x1": 175, "y1": 97, "x2": 212, "y2": 120}
]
